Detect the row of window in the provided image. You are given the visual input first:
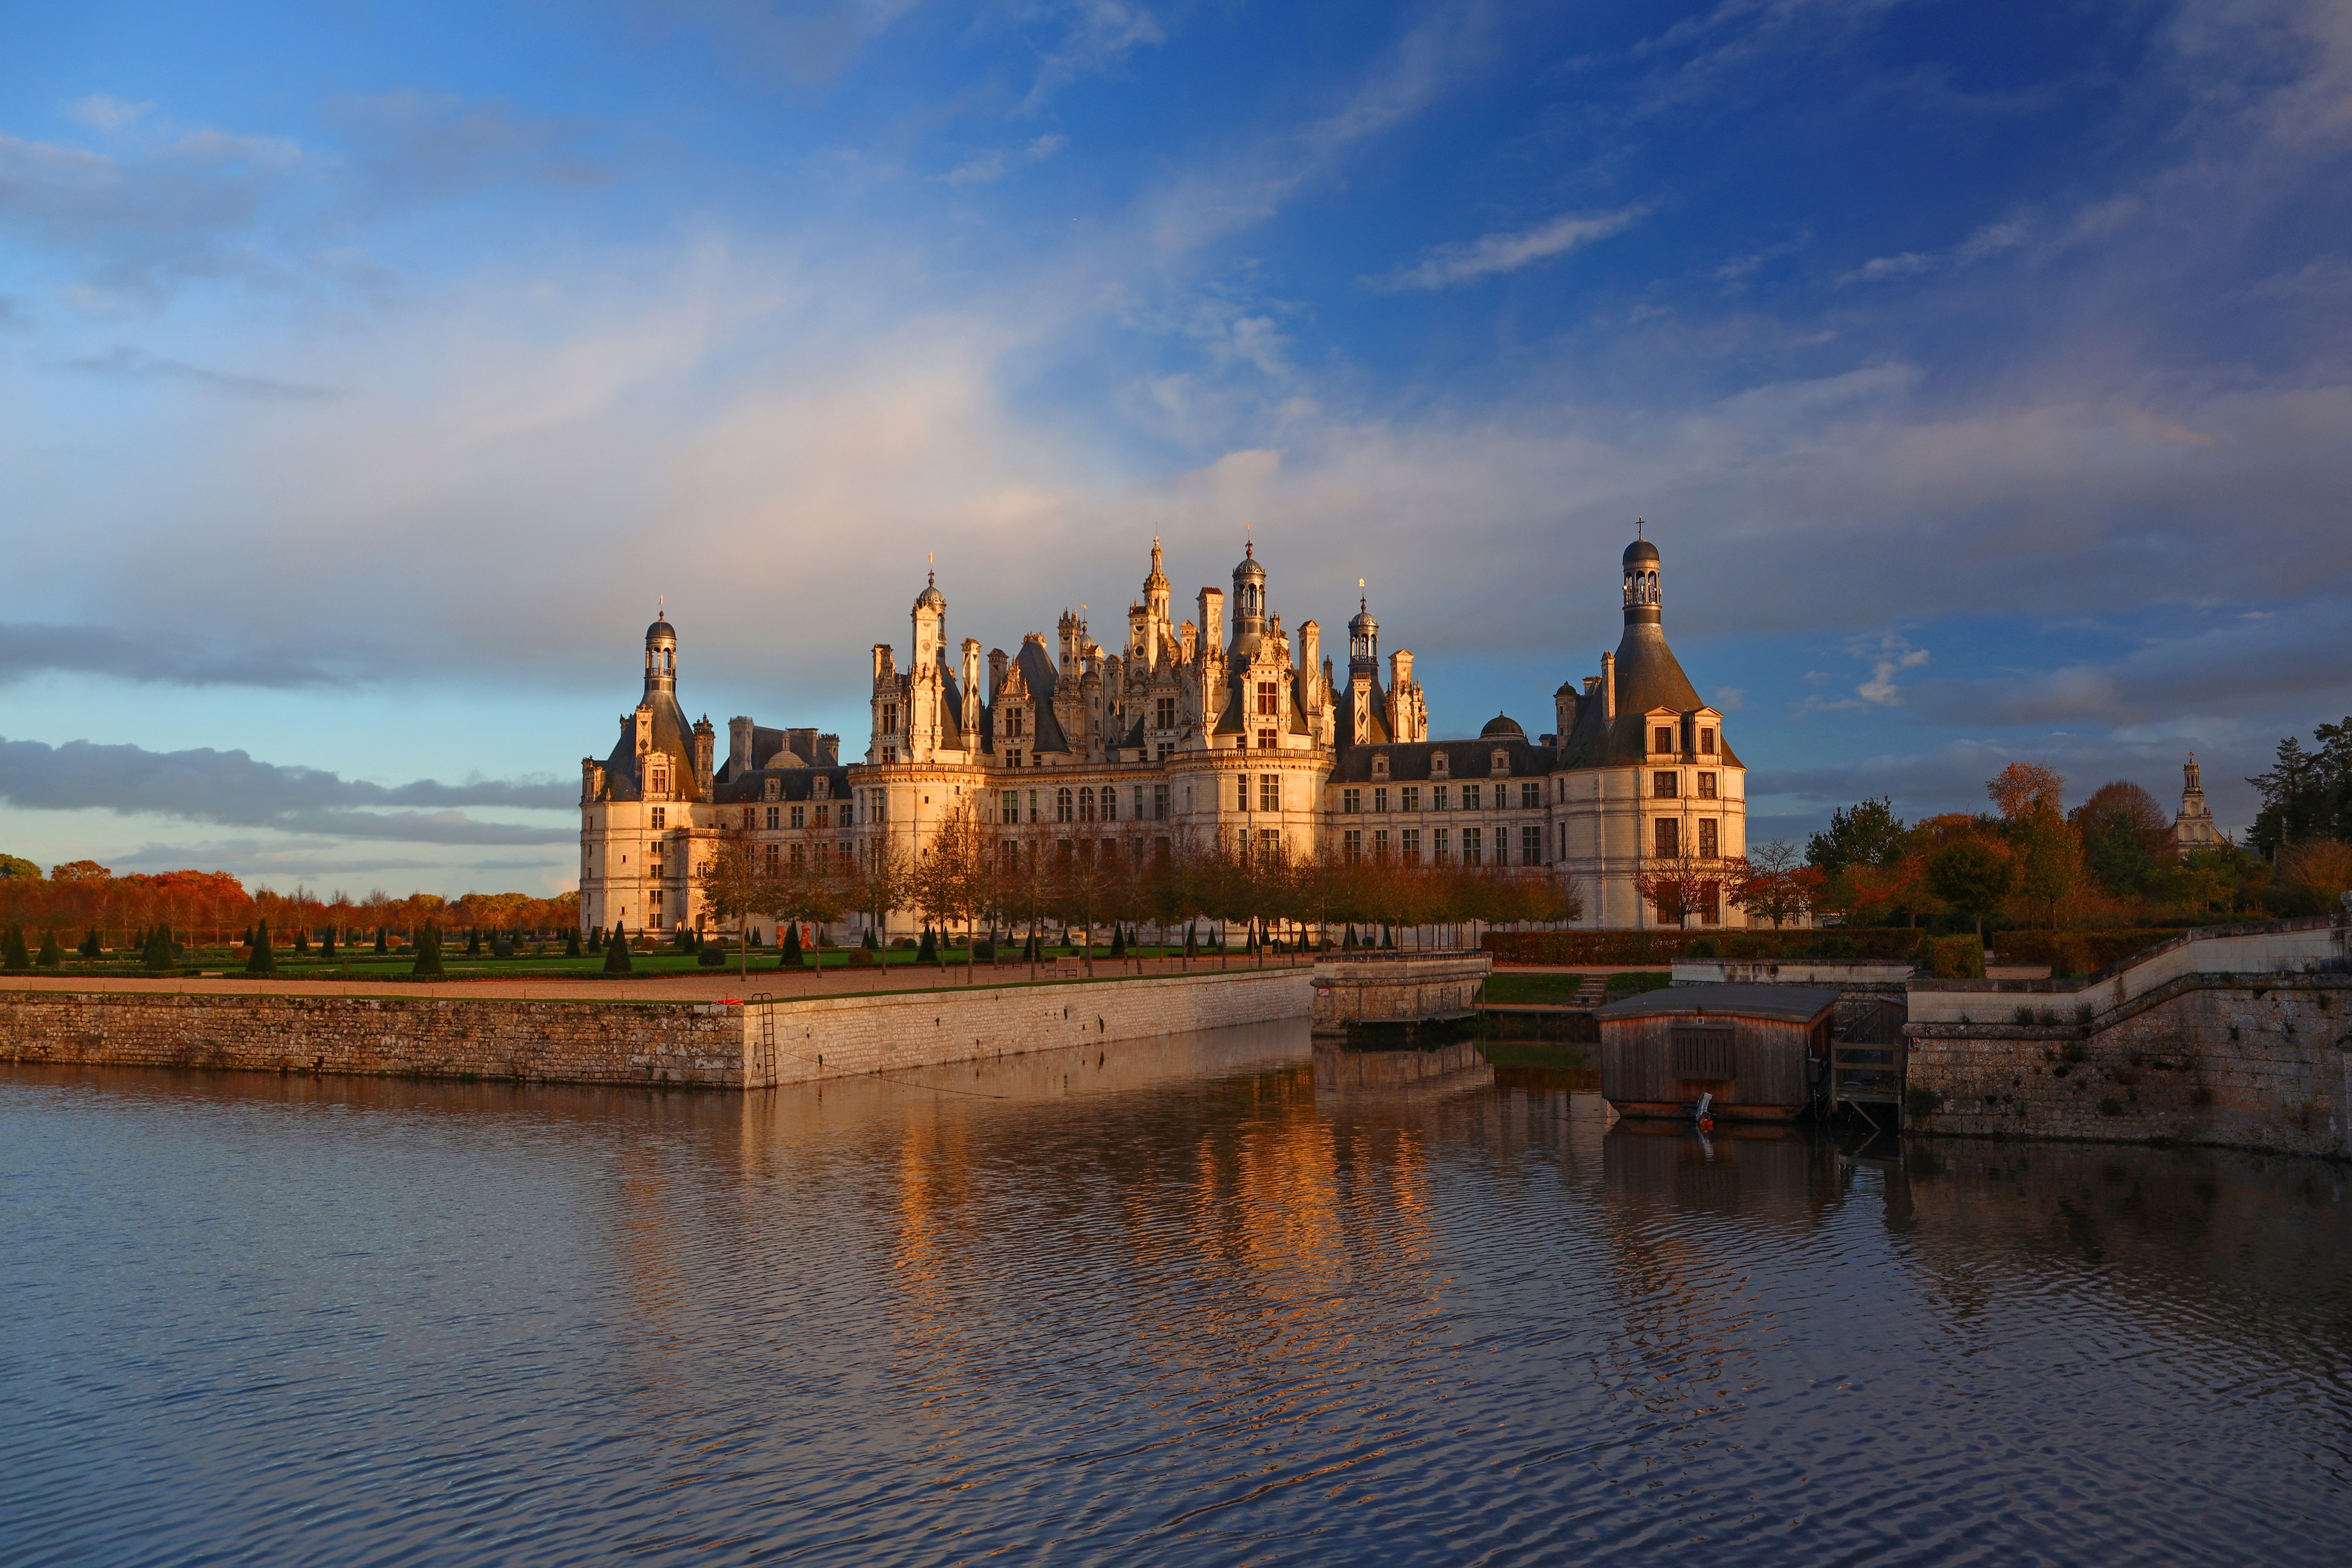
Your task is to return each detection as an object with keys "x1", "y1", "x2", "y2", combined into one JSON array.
[
  {"x1": 1340, "y1": 824, "x2": 1548, "y2": 866},
  {"x1": 1651, "y1": 724, "x2": 1719, "y2": 757},
  {"x1": 1000, "y1": 783, "x2": 1175, "y2": 825},
  {"x1": 1654, "y1": 771, "x2": 1720, "y2": 799},
  {"x1": 1655, "y1": 818, "x2": 1722, "y2": 858},
  {"x1": 1341, "y1": 780, "x2": 1543, "y2": 813}
]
